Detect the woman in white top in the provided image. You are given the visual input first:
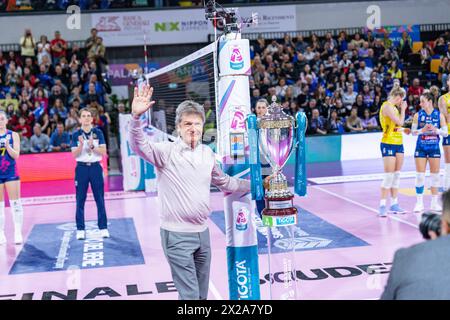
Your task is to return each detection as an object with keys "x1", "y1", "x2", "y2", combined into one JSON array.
[
  {"x1": 37, "y1": 35, "x2": 52, "y2": 66},
  {"x1": 65, "y1": 108, "x2": 80, "y2": 136}
]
